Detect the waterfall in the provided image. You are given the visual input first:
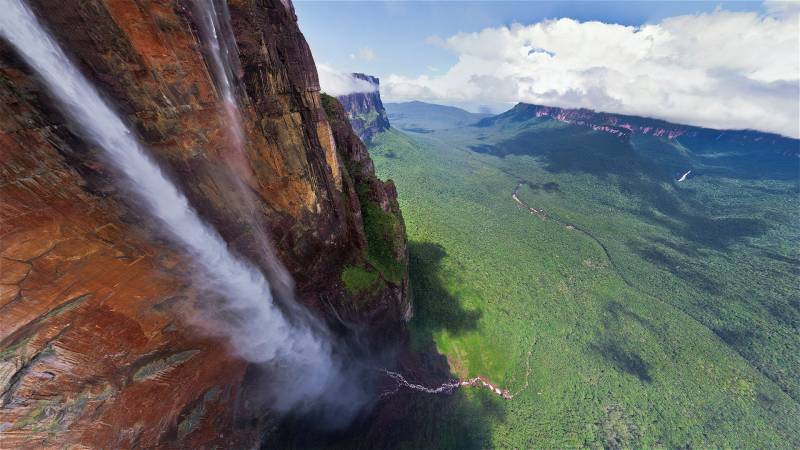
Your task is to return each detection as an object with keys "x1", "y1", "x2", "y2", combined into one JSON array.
[
  {"x1": 191, "y1": 0, "x2": 298, "y2": 302},
  {"x1": 194, "y1": 0, "x2": 245, "y2": 152},
  {"x1": 0, "y1": 0, "x2": 348, "y2": 415}
]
